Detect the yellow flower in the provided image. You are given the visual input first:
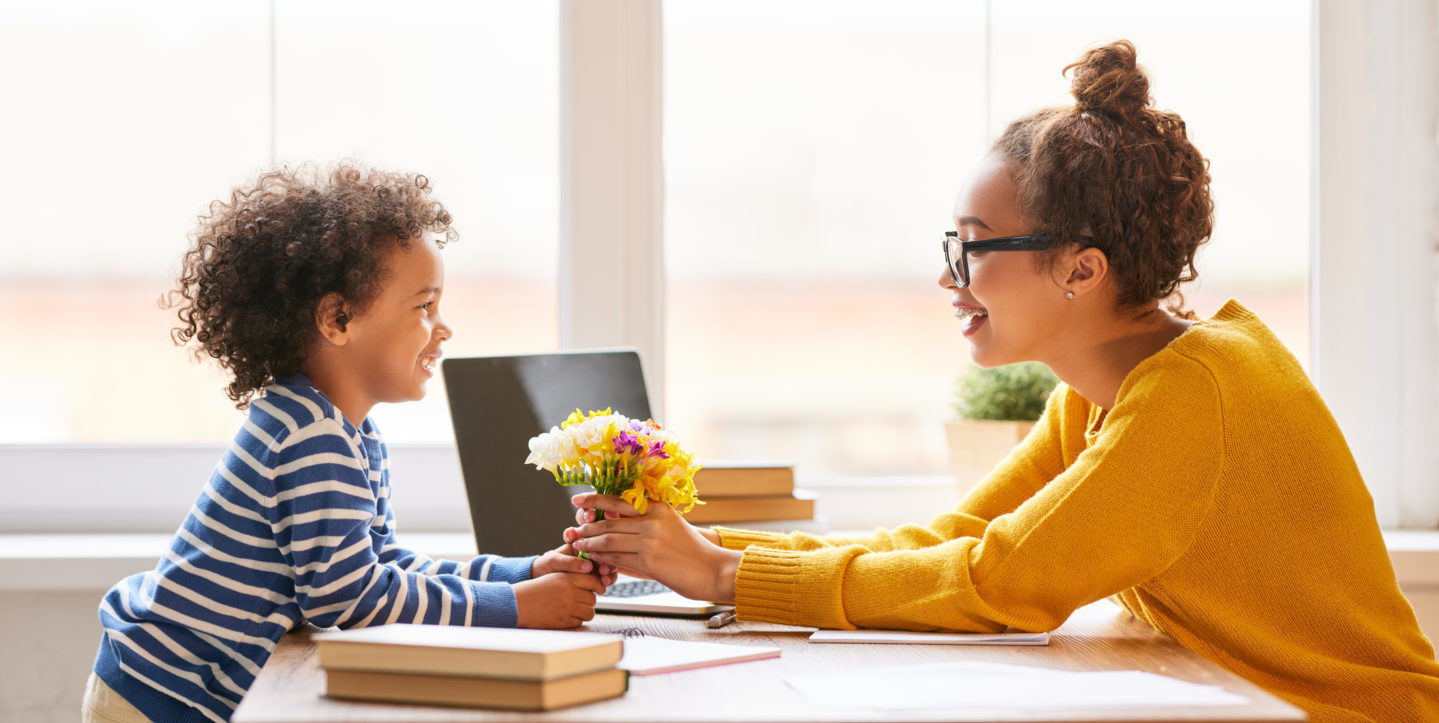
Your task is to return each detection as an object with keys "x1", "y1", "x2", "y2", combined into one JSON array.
[
  {"x1": 621, "y1": 485, "x2": 652, "y2": 515},
  {"x1": 529, "y1": 409, "x2": 703, "y2": 519}
]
